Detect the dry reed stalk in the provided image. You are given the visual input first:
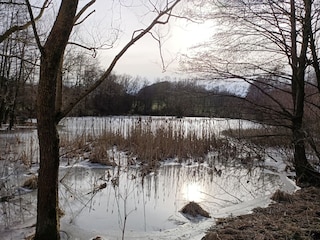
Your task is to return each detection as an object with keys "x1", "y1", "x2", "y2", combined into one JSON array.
[
  {"x1": 22, "y1": 175, "x2": 38, "y2": 189},
  {"x1": 59, "y1": 118, "x2": 238, "y2": 169},
  {"x1": 89, "y1": 141, "x2": 117, "y2": 166},
  {"x1": 222, "y1": 126, "x2": 291, "y2": 147},
  {"x1": 20, "y1": 150, "x2": 31, "y2": 168}
]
